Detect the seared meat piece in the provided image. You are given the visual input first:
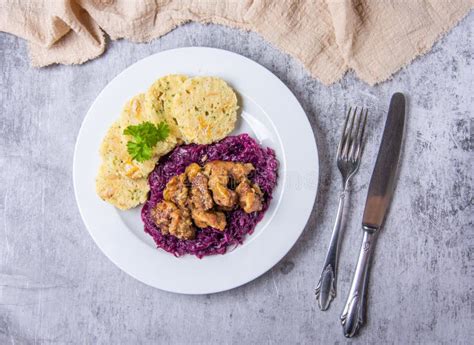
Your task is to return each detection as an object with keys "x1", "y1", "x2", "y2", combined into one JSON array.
[
  {"x1": 204, "y1": 160, "x2": 254, "y2": 208},
  {"x1": 186, "y1": 163, "x2": 226, "y2": 229},
  {"x1": 235, "y1": 179, "x2": 263, "y2": 213},
  {"x1": 151, "y1": 201, "x2": 195, "y2": 240},
  {"x1": 185, "y1": 163, "x2": 201, "y2": 181},
  {"x1": 191, "y1": 209, "x2": 227, "y2": 231},
  {"x1": 209, "y1": 177, "x2": 238, "y2": 208},
  {"x1": 228, "y1": 162, "x2": 254, "y2": 182},
  {"x1": 185, "y1": 163, "x2": 213, "y2": 211},
  {"x1": 204, "y1": 161, "x2": 254, "y2": 183},
  {"x1": 191, "y1": 173, "x2": 214, "y2": 211},
  {"x1": 163, "y1": 174, "x2": 188, "y2": 208}
]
